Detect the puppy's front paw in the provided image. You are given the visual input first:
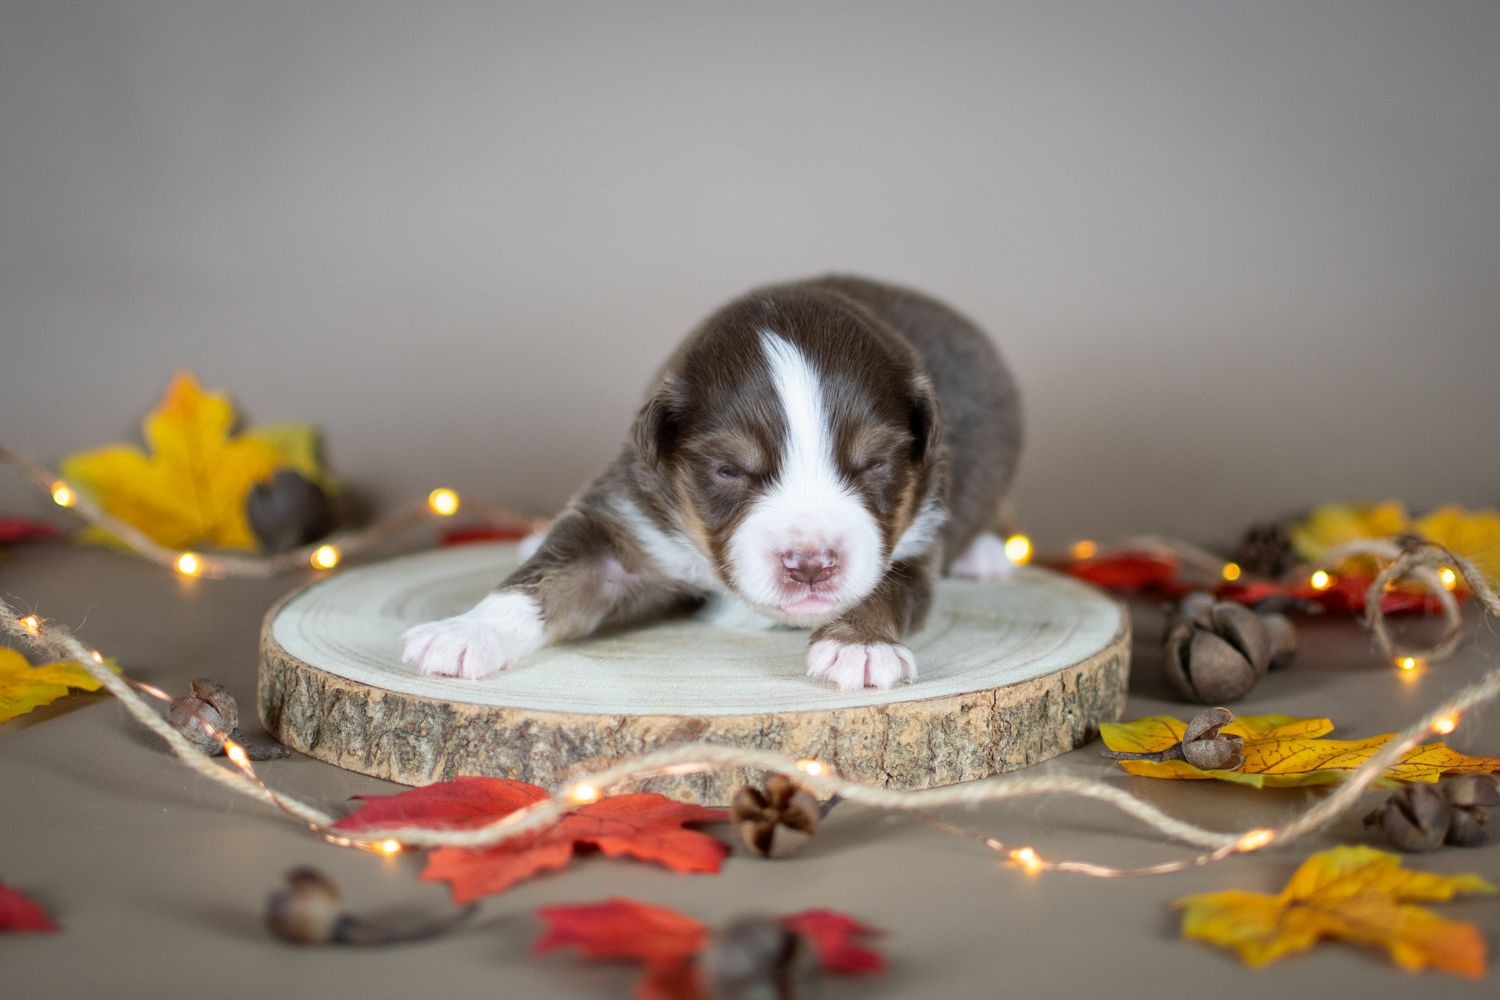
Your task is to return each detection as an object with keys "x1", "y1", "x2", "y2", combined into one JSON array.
[
  {"x1": 806, "y1": 640, "x2": 916, "y2": 692},
  {"x1": 950, "y1": 532, "x2": 1014, "y2": 581},
  {"x1": 400, "y1": 591, "x2": 545, "y2": 680}
]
